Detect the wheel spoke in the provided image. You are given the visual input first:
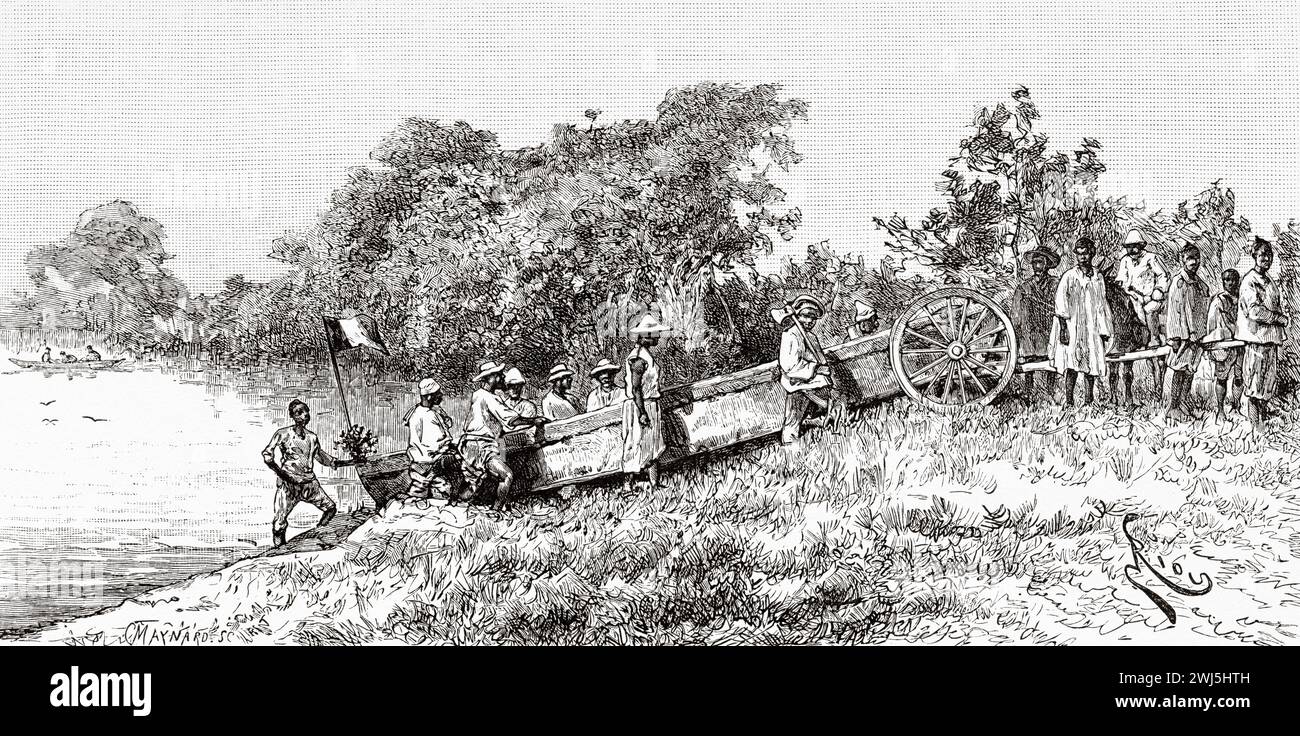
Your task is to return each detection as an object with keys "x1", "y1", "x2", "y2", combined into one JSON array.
[
  {"x1": 964, "y1": 354, "x2": 1003, "y2": 377},
  {"x1": 971, "y1": 346, "x2": 1011, "y2": 355},
  {"x1": 961, "y1": 359, "x2": 989, "y2": 395},
  {"x1": 909, "y1": 355, "x2": 949, "y2": 386},
  {"x1": 969, "y1": 323, "x2": 1007, "y2": 344},
  {"x1": 942, "y1": 361, "x2": 956, "y2": 403},
  {"x1": 904, "y1": 327, "x2": 948, "y2": 350},
  {"x1": 902, "y1": 347, "x2": 950, "y2": 356},
  {"x1": 924, "y1": 306, "x2": 950, "y2": 342},
  {"x1": 957, "y1": 360, "x2": 969, "y2": 404},
  {"x1": 954, "y1": 298, "x2": 970, "y2": 343},
  {"x1": 946, "y1": 297, "x2": 958, "y2": 341}
]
